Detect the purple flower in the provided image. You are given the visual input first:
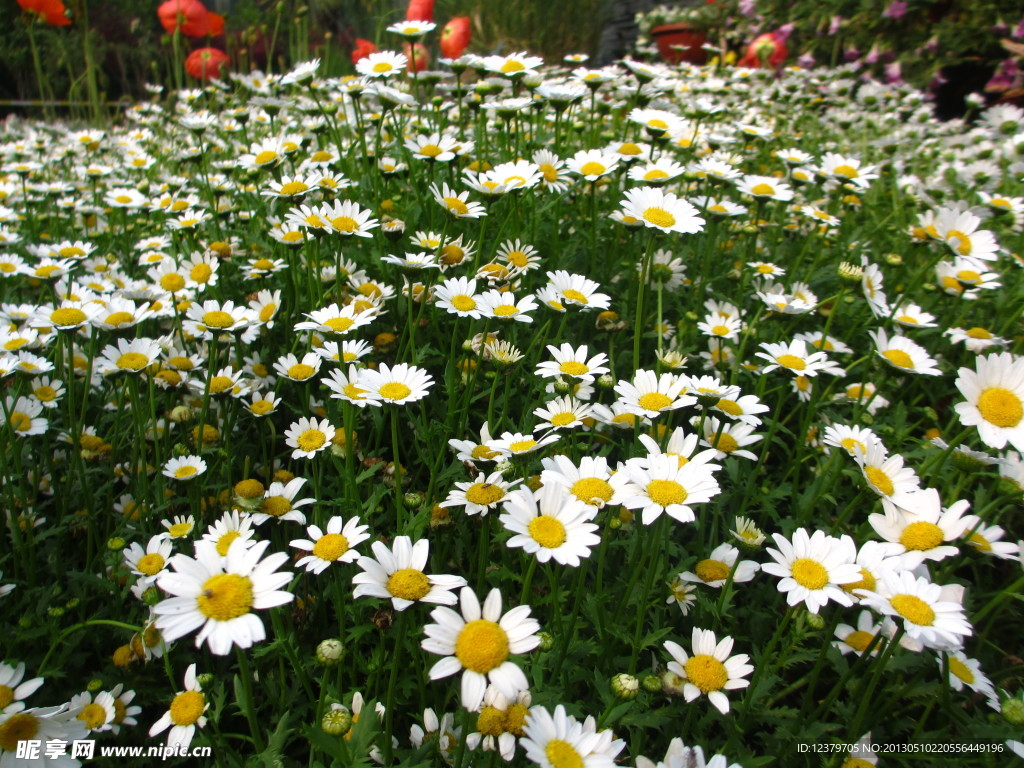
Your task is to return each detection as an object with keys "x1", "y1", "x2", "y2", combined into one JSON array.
[
  {"x1": 865, "y1": 43, "x2": 881, "y2": 64},
  {"x1": 797, "y1": 52, "x2": 816, "y2": 68},
  {"x1": 923, "y1": 35, "x2": 939, "y2": 55},
  {"x1": 881, "y1": 1, "x2": 908, "y2": 19},
  {"x1": 884, "y1": 61, "x2": 904, "y2": 85},
  {"x1": 986, "y1": 58, "x2": 1022, "y2": 93},
  {"x1": 1014, "y1": 13, "x2": 1024, "y2": 38},
  {"x1": 828, "y1": 15, "x2": 843, "y2": 35},
  {"x1": 775, "y1": 23, "x2": 795, "y2": 42},
  {"x1": 844, "y1": 46, "x2": 861, "y2": 62},
  {"x1": 738, "y1": 0, "x2": 756, "y2": 16}
]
